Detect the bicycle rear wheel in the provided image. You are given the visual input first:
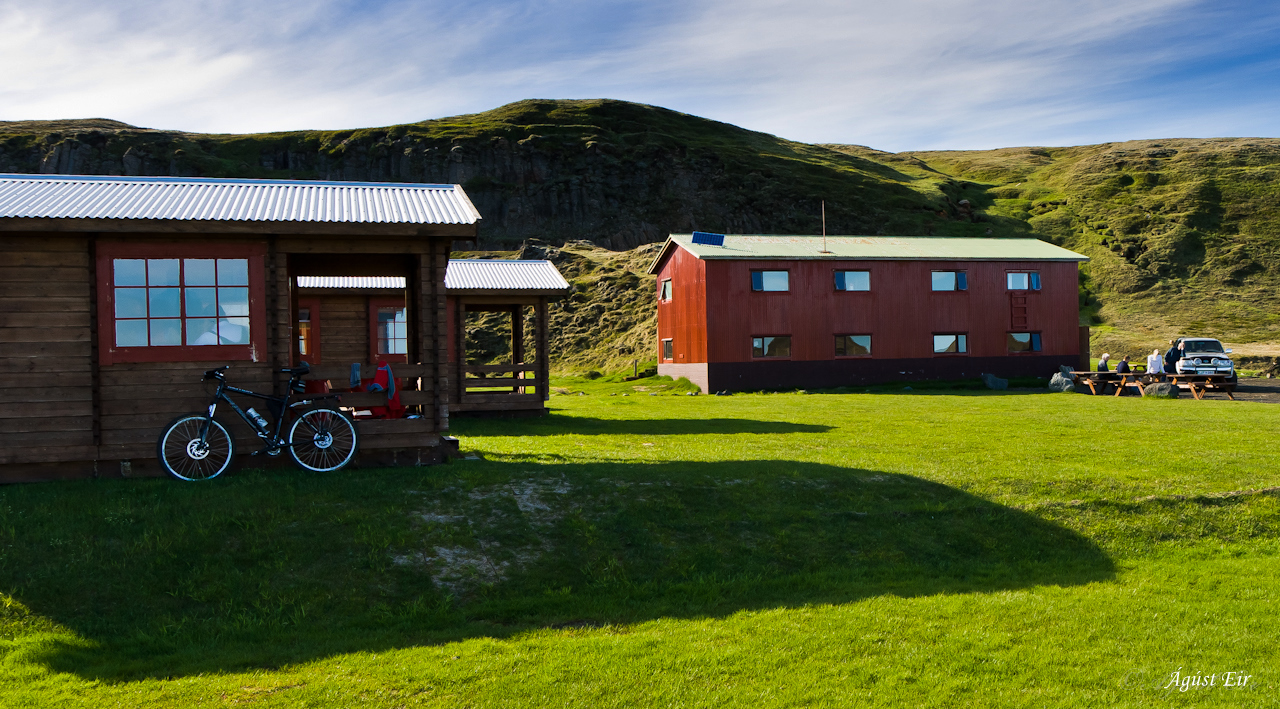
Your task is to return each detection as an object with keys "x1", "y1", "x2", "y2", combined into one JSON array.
[
  {"x1": 157, "y1": 415, "x2": 236, "y2": 481},
  {"x1": 287, "y1": 407, "x2": 358, "y2": 472}
]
